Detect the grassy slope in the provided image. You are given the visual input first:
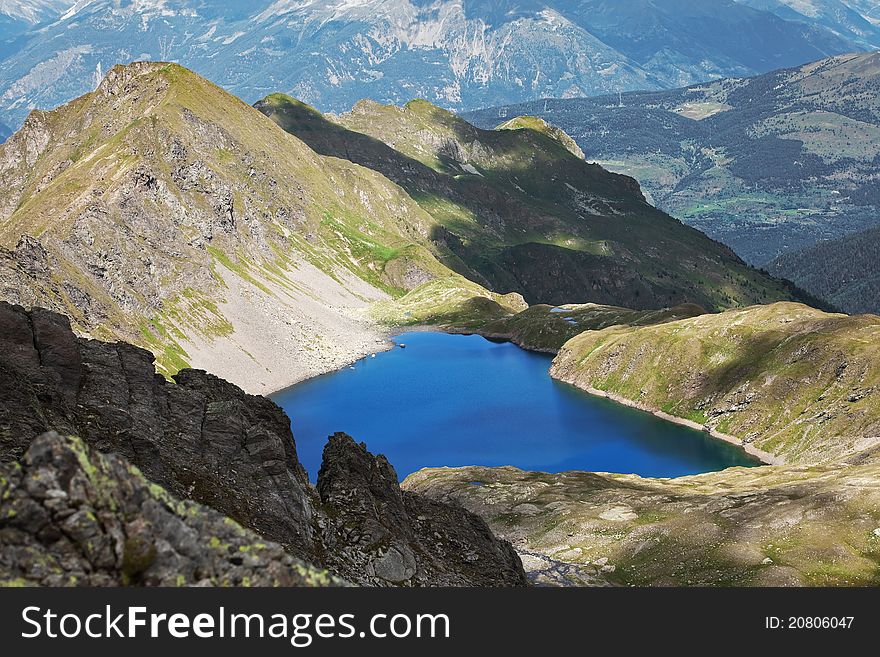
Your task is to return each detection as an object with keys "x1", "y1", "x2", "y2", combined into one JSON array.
[
  {"x1": 551, "y1": 302, "x2": 880, "y2": 464},
  {"x1": 372, "y1": 276, "x2": 705, "y2": 353},
  {"x1": 404, "y1": 456, "x2": 880, "y2": 587},
  {"x1": 259, "y1": 94, "x2": 805, "y2": 312},
  {"x1": 0, "y1": 63, "x2": 454, "y2": 376},
  {"x1": 496, "y1": 116, "x2": 586, "y2": 160}
]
